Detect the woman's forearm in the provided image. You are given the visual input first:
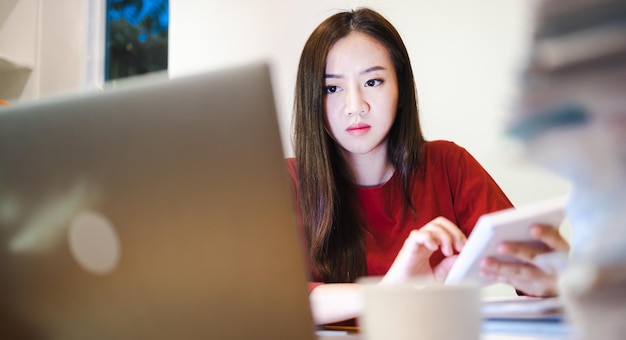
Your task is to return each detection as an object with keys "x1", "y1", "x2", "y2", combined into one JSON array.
[{"x1": 309, "y1": 283, "x2": 365, "y2": 325}]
